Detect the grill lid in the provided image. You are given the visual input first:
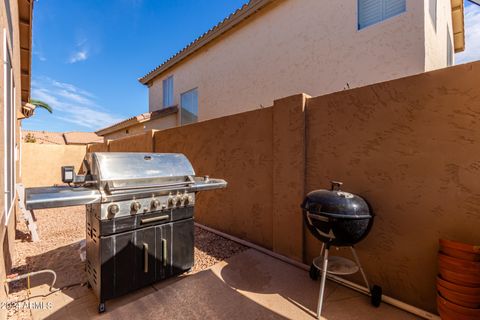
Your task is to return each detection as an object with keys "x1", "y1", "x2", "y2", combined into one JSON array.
[
  {"x1": 88, "y1": 152, "x2": 196, "y2": 193},
  {"x1": 301, "y1": 181, "x2": 371, "y2": 219},
  {"x1": 91, "y1": 152, "x2": 195, "y2": 181}
]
